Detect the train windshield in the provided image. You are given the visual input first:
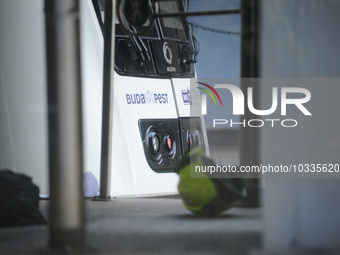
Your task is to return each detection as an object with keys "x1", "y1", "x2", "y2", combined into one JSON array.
[
  {"x1": 92, "y1": 0, "x2": 194, "y2": 77},
  {"x1": 157, "y1": 0, "x2": 188, "y2": 41},
  {"x1": 94, "y1": 0, "x2": 189, "y2": 41}
]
